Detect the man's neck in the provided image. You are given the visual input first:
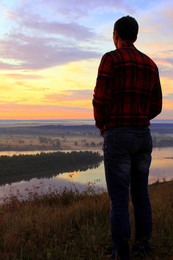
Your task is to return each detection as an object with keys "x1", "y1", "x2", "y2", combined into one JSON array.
[{"x1": 117, "y1": 40, "x2": 134, "y2": 49}]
